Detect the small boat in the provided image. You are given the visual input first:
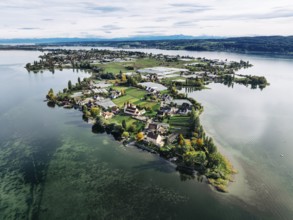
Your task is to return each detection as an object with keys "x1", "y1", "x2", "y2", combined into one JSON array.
[
  {"x1": 280, "y1": 154, "x2": 284, "y2": 157},
  {"x1": 63, "y1": 104, "x2": 73, "y2": 109}
]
